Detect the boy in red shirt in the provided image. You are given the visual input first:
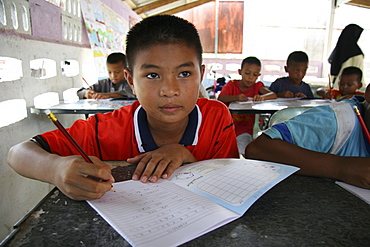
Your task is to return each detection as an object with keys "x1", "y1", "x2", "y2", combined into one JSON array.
[
  {"x1": 218, "y1": 56, "x2": 276, "y2": 154},
  {"x1": 7, "y1": 15, "x2": 239, "y2": 200}
]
